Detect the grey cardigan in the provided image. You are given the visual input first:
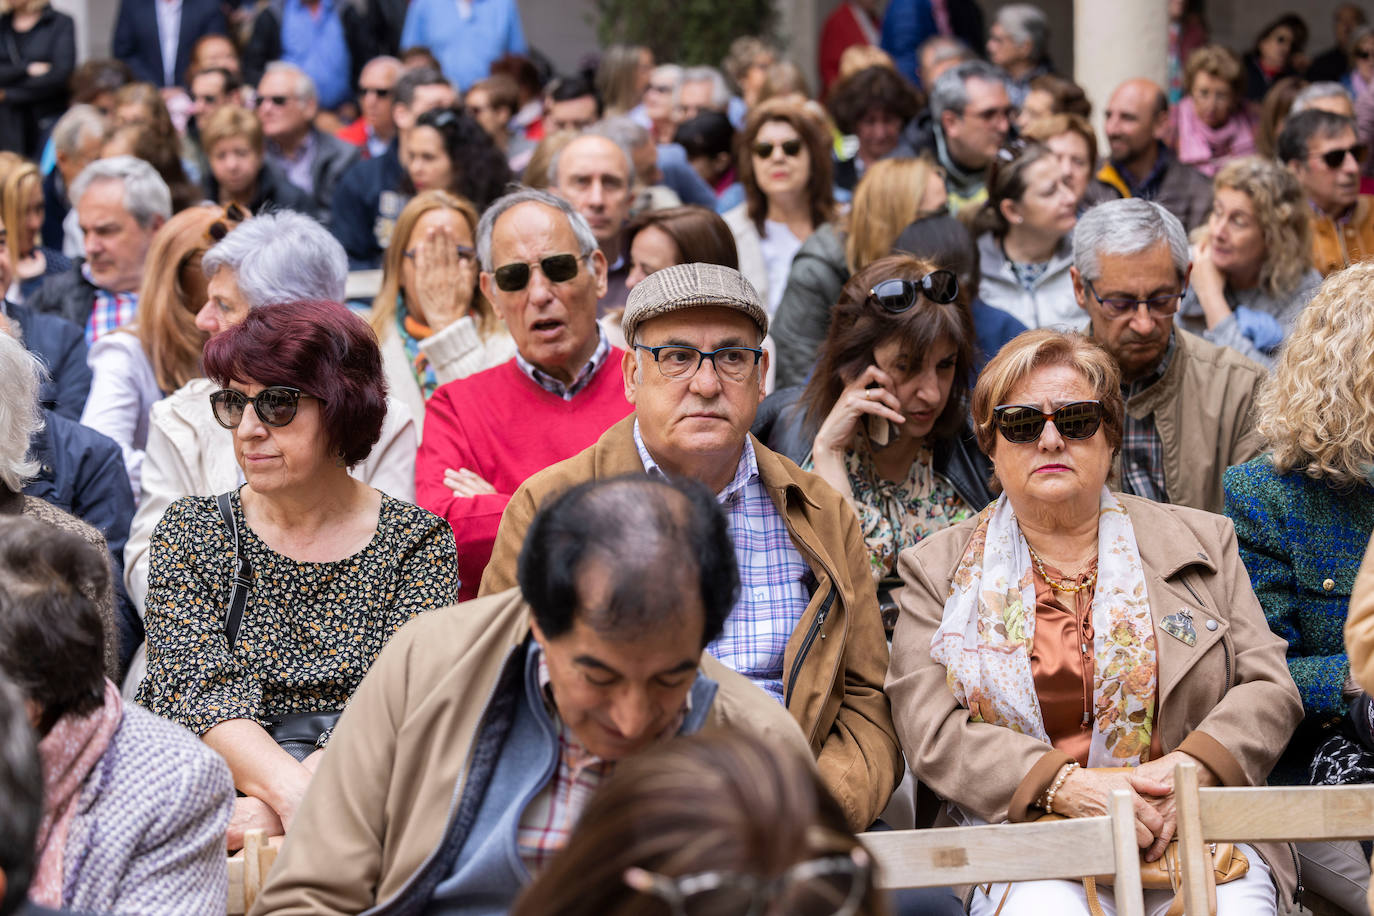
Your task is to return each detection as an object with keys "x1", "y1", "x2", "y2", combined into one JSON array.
[{"x1": 1176, "y1": 268, "x2": 1322, "y2": 370}]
